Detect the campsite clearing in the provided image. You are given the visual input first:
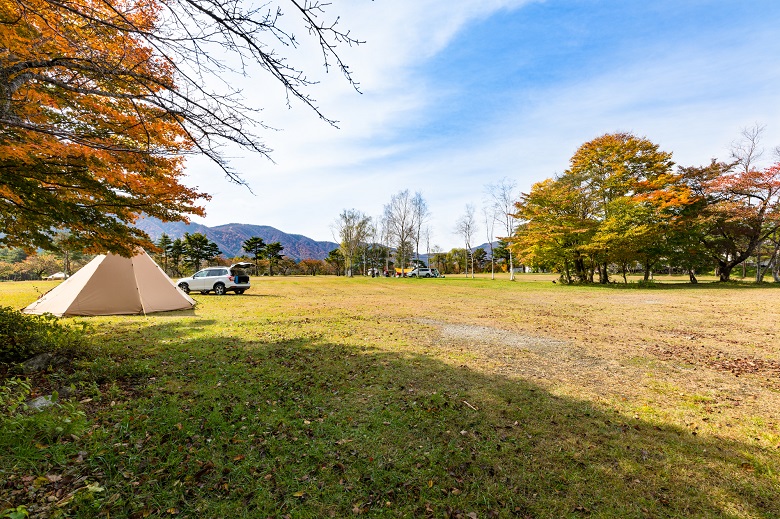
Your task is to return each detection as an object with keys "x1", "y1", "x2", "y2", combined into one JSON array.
[{"x1": 2, "y1": 275, "x2": 779, "y2": 518}]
